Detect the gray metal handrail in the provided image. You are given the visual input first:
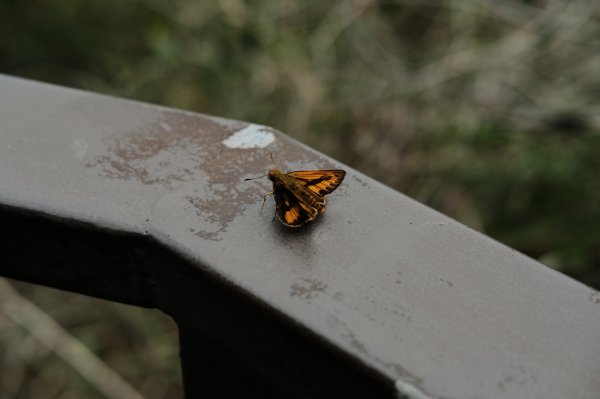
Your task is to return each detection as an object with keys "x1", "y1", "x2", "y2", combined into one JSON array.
[{"x1": 1, "y1": 74, "x2": 599, "y2": 399}]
